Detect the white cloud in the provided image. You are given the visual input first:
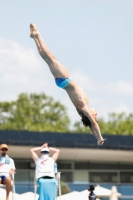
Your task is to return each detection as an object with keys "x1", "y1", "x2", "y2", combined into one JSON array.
[
  {"x1": 0, "y1": 38, "x2": 57, "y2": 100},
  {"x1": 112, "y1": 104, "x2": 130, "y2": 114},
  {"x1": 0, "y1": 38, "x2": 82, "y2": 124},
  {"x1": 97, "y1": 101, "x2": 130, "y2": 121},
  {"x1": 0, "y1": 37, "x2": 132, "y2": 125},
  {"x1": 72, "y1": 70, "x2": 97, "y2": 92},
  {"x1": 105, "y1": 81, "x2": 133, "y2": 95}
]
